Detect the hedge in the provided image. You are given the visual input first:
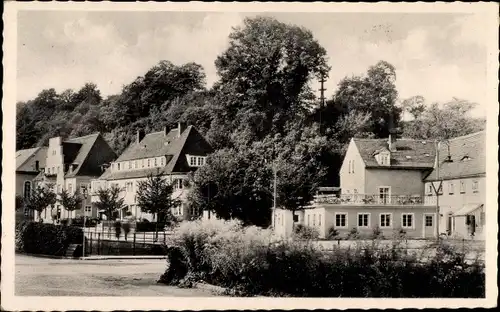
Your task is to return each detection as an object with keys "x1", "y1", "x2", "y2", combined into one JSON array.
[
  {"x1": 136, "y1": 222, "x2": 166, "y2": 232},
  {"x1": 15, "y1": 221, "x2": 84, "y2": 256},
  {"x1": 70, "y1": 217, "x2": 99, "y2": 227},
  {"x1": 158, "y1": 219, "x2": 485, "y2": 298}
]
